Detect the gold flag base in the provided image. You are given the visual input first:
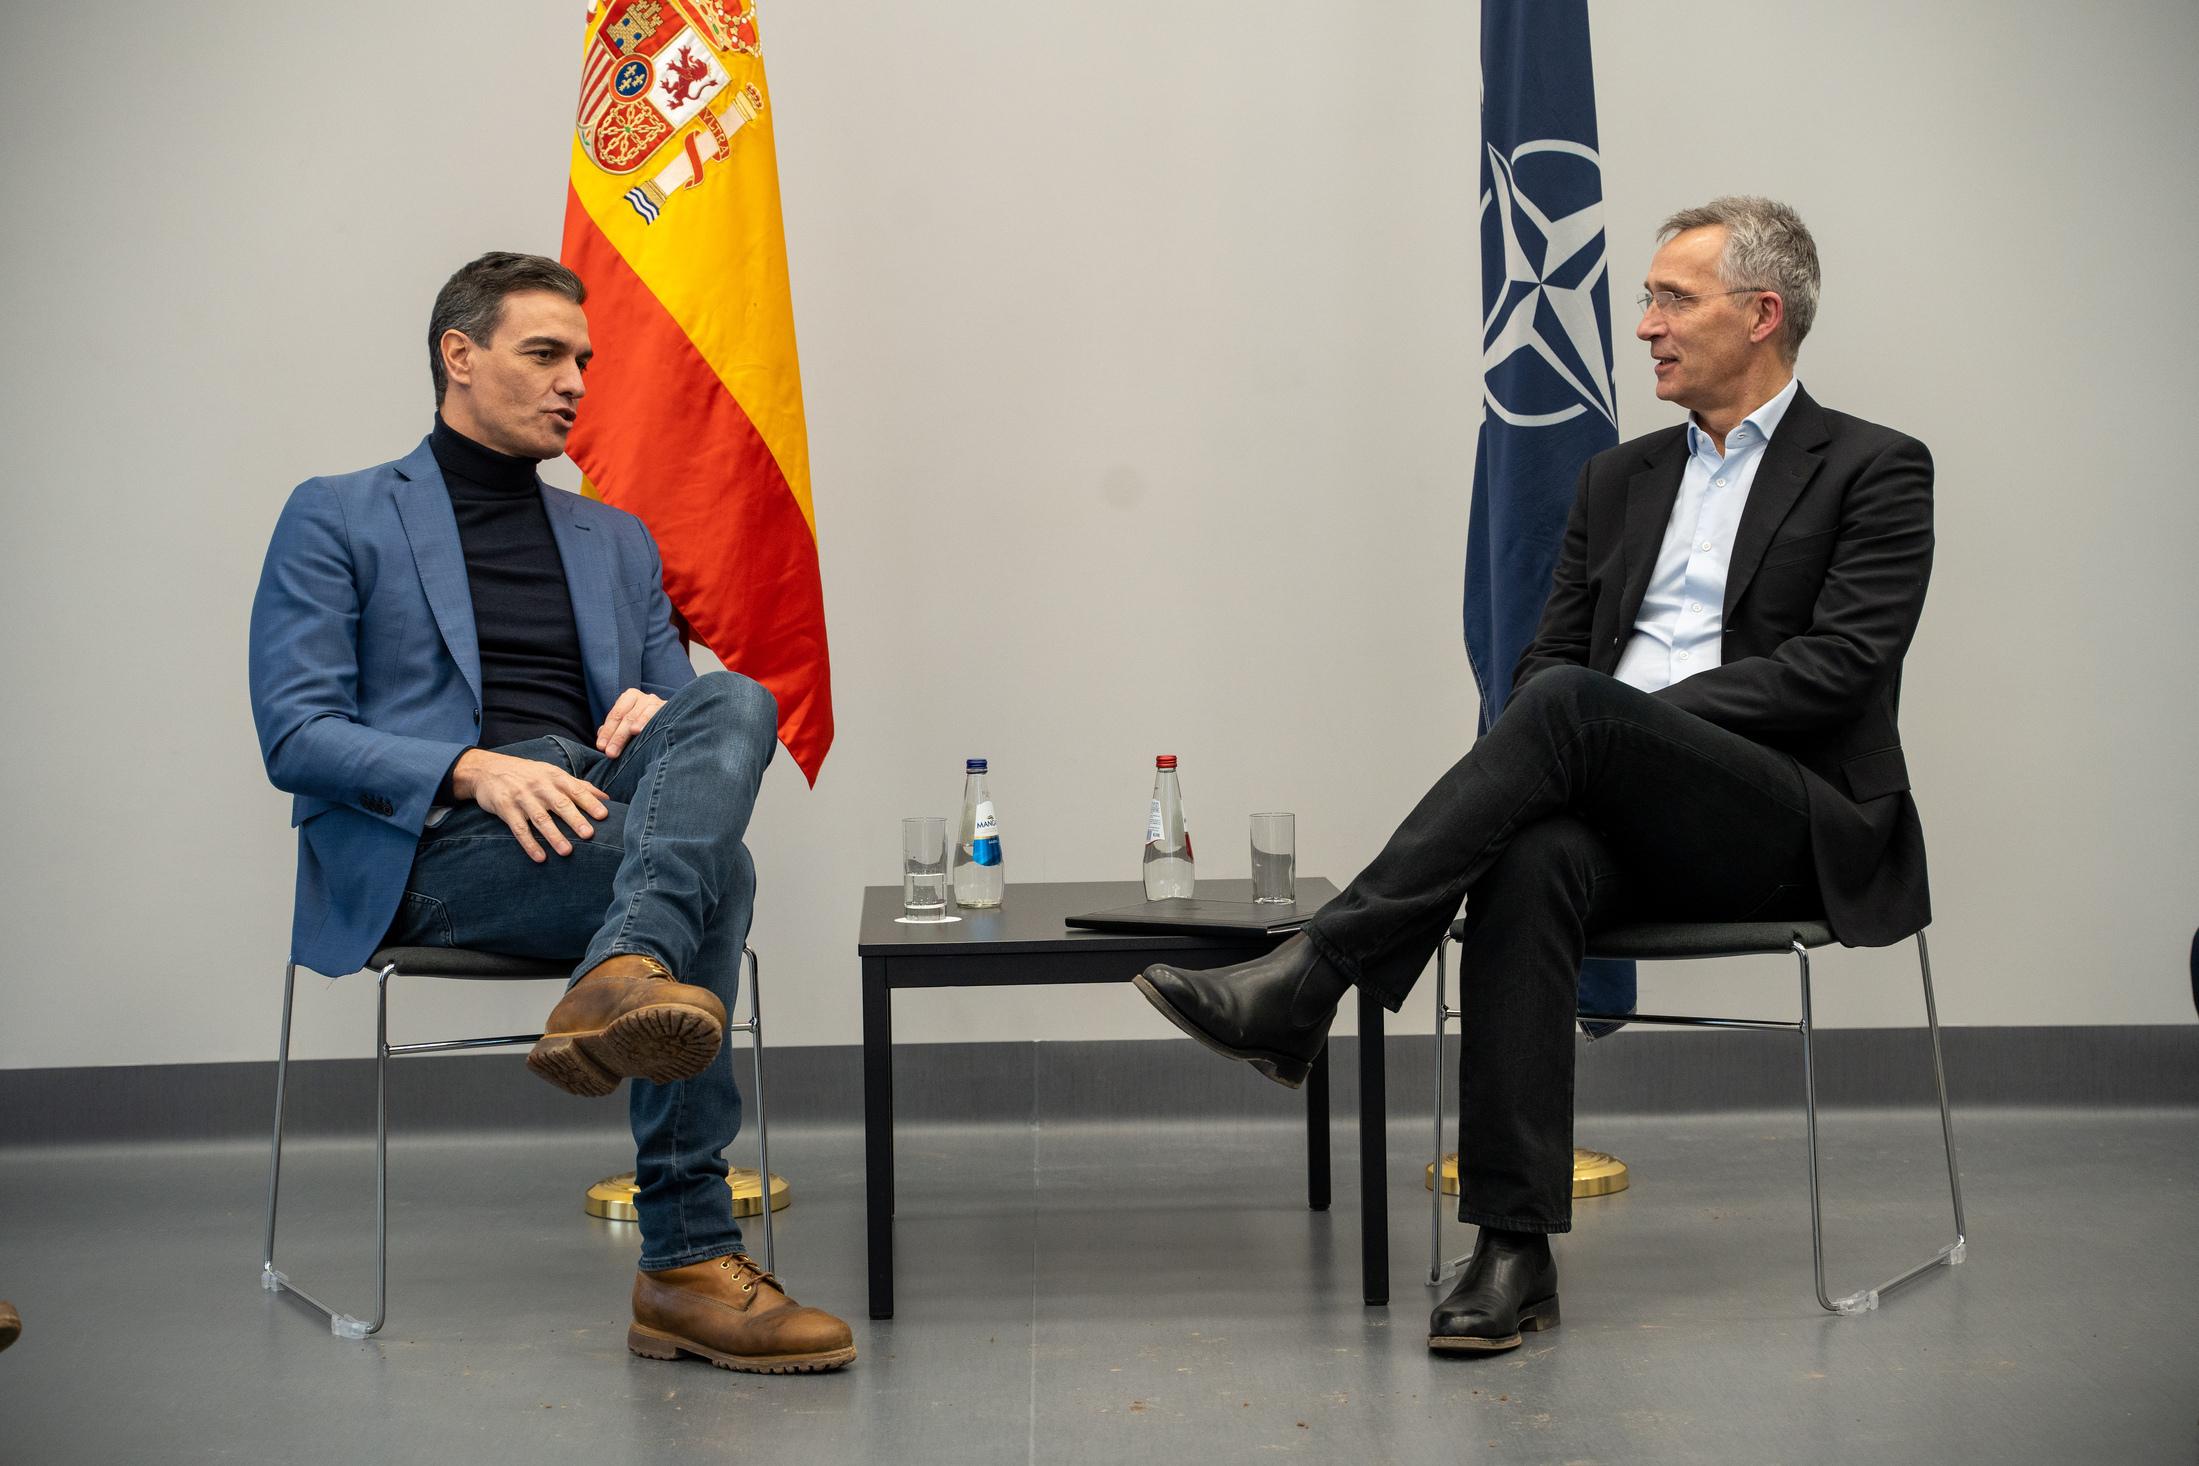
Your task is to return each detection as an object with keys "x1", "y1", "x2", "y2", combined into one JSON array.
[
  {"x1": 584, "y1": 1168, "x2": 790, "y2": 1223},
  {"x1": 1426, "y1": 1148, "x2": 1629, "y2": 1200}
]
